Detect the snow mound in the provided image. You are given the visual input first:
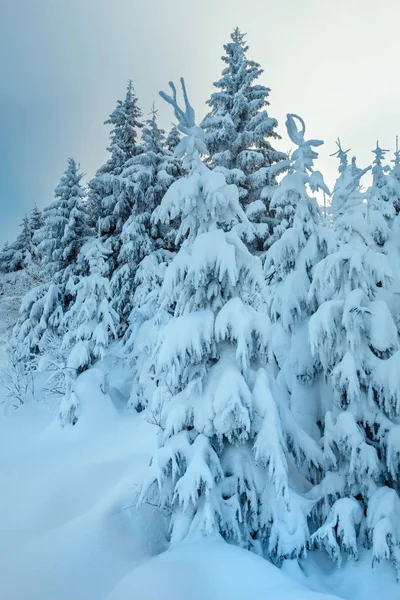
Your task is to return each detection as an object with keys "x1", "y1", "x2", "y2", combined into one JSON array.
[{"x1": 106, "y1": 539, "x2": 341, "y2": 600}]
